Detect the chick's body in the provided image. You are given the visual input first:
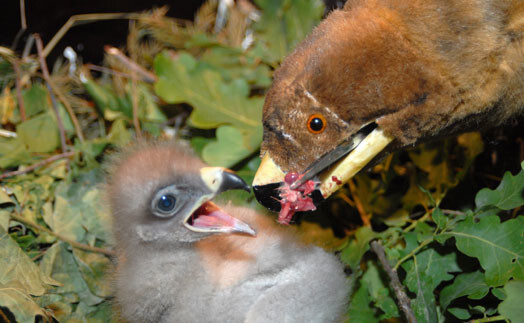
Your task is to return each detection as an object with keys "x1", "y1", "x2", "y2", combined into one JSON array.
[{"x1": 107, "y1": 143, "x2": 348, "y2": 323}]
